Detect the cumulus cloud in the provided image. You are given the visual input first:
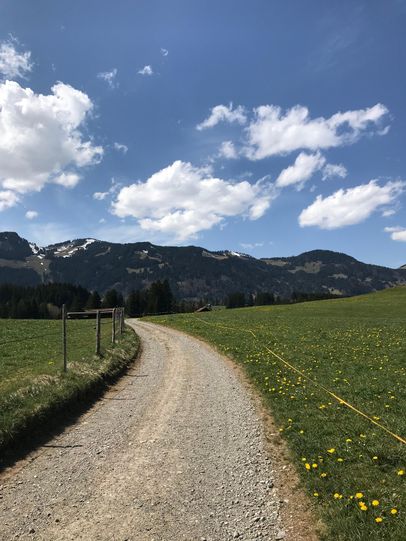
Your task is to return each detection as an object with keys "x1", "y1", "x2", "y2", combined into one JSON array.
[
  {"x1": 0, "y1": 39, "x2": 33, "y2": 80},
  {"x1": 322, "y1": 163, "x2": 347, "y2": 180},
  {"x1": 0, "y1": 190, "x2": 19, "y2": 211},
  {"x1": 197, "y1": 104, "x2": 247, "y2": 130},
  {"x1": 299, "y1": 180, "x2": 405, "y2": 229},
  {"x1": 25, "y1": 210, "x2": 38, "y2": 220},
  {"x1": 97, "y1": 68, "x2": 118, "y2": 88},
  {"x1": 276, "y1": 152, "x2": 326, "y2": 189},
  {"x1": 243, "y1": 103, "x2": 389, "y2": 159},
  {"x1": 112, "y1": 160, "x2": 273, "y2": 240},
  {"x1": 219, "y1": 140, "x2": 238, "y2": 159},
  {"x1": 138, "y1": 65, "x2": 153, "y2": 76},
  {"x1": 0, "y1": 80, "x2": 102, "y2": 209},
  {"x1": 160, "y1": 48, "x2": 169, "y2": 56},
  {"x1": 113, "y1": 142, "x2": 128, "y2": 154},
  {"x1": 53, "y1": 172, "x2": 81, "y2": 188},
  {"x1": 384, "y1": 226, "x2": 406, "y2": 242}
]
